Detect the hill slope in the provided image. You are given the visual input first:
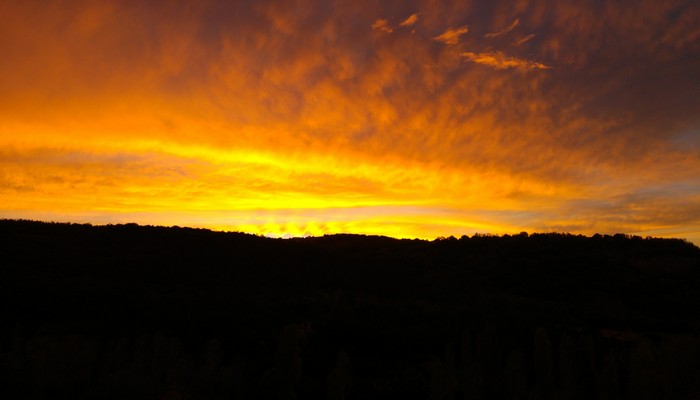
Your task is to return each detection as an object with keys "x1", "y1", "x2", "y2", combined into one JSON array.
[{"x1": 1, "y1": 220, "x2": 699, "y2": 399}]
